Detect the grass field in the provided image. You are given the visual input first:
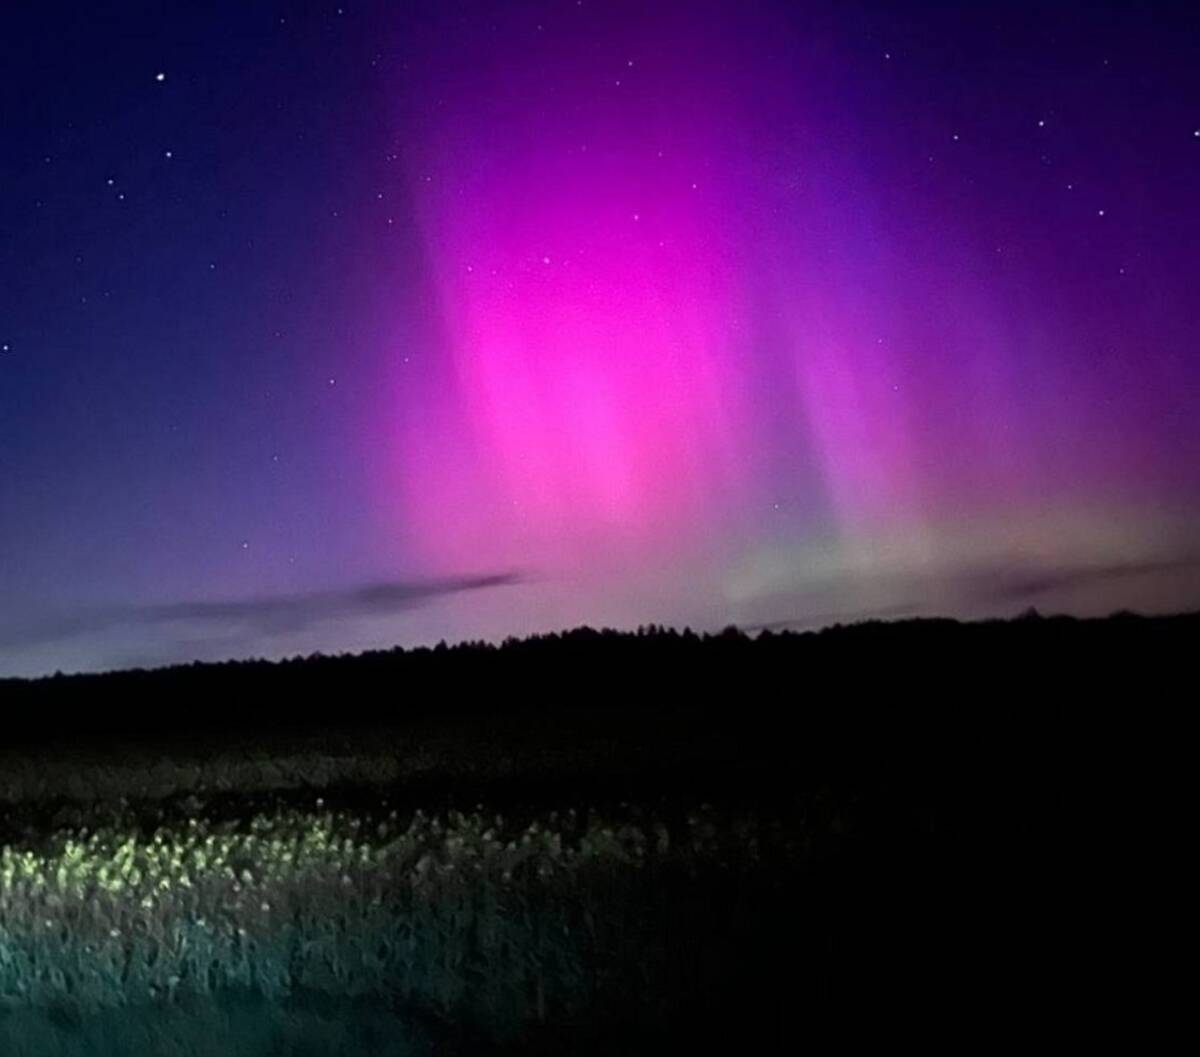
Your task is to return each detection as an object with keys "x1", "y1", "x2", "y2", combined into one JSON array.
[
  {"x1": 0, "y1": 776, "x2": 916, "y2": 1054},
  {"x1": 14, "y1": 617, "x2": 1163, "y2": 1052}
]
